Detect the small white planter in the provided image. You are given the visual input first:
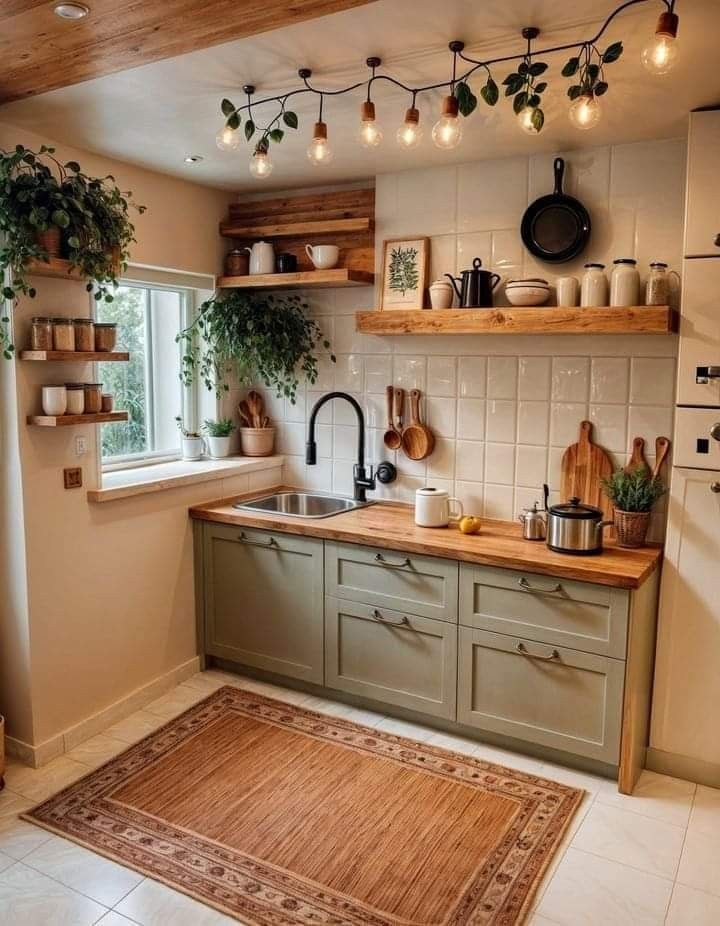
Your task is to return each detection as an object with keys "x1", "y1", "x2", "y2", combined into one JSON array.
[
  {"x1": 207, "y1": 435, "x2": 232, "y2": 459},
  {"x1": 182, "y1": 436, "x2": 206, "y2": 461}
]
